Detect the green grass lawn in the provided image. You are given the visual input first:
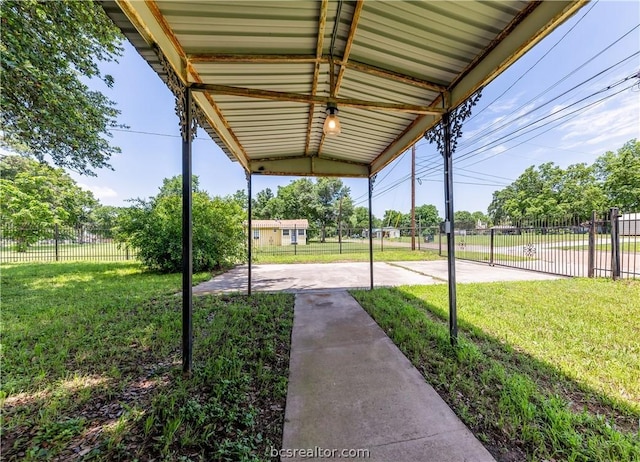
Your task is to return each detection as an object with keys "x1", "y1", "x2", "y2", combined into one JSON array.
[
  {"x1": 560, "y1": 241, "x2": 639, "y2": 252},
  {"x1": 435, "y1": 232, "x2": 593, "y2": 248},
  {"x1": 253, "y1": 246, "x2": 442, "y2": 264},
  {"x1": 1, "y1": 262, "x2": 294, "y2": 461},
  {"x1": 352, "y1": 279, "x2": 640, "y2": 461}
]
